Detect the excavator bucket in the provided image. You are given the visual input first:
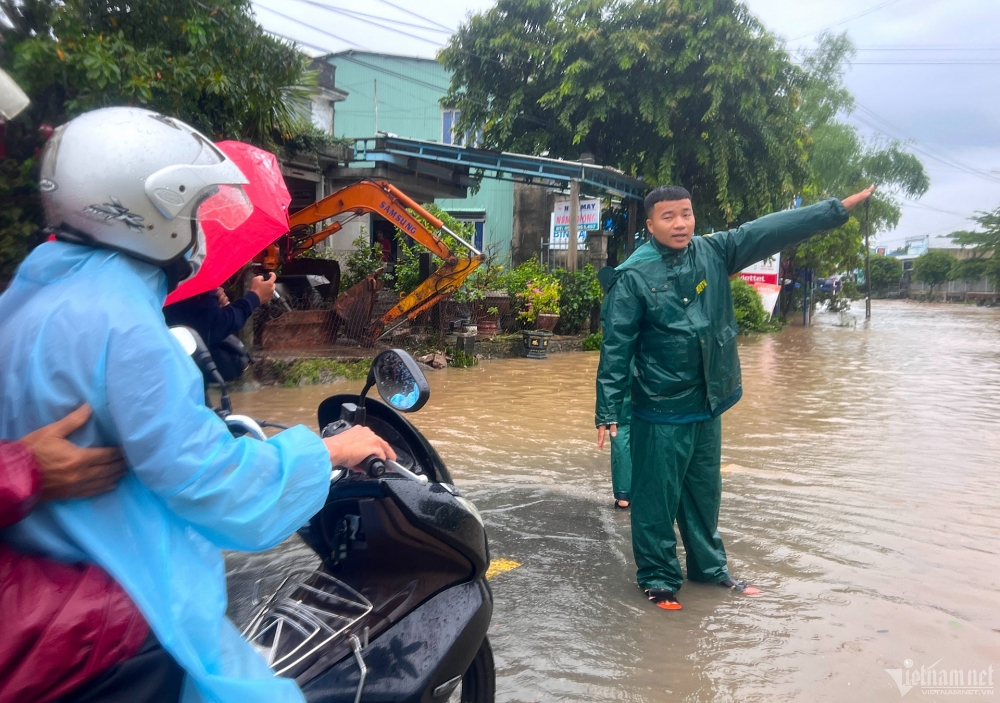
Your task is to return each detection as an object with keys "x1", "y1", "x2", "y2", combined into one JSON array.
[{"x1": 333, "y1": 272, "x2": 385, "y2": 346}]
